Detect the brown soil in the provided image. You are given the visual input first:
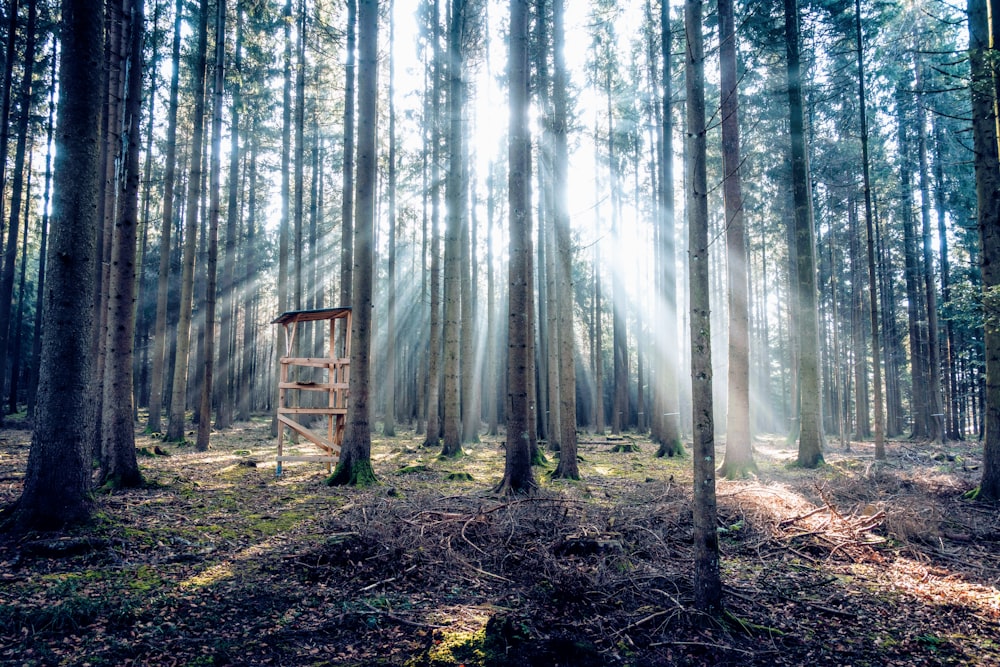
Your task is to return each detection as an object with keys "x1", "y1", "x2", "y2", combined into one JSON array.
[{"x1": 0, "y1": 417, "x2": 997, "y2": 666}]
